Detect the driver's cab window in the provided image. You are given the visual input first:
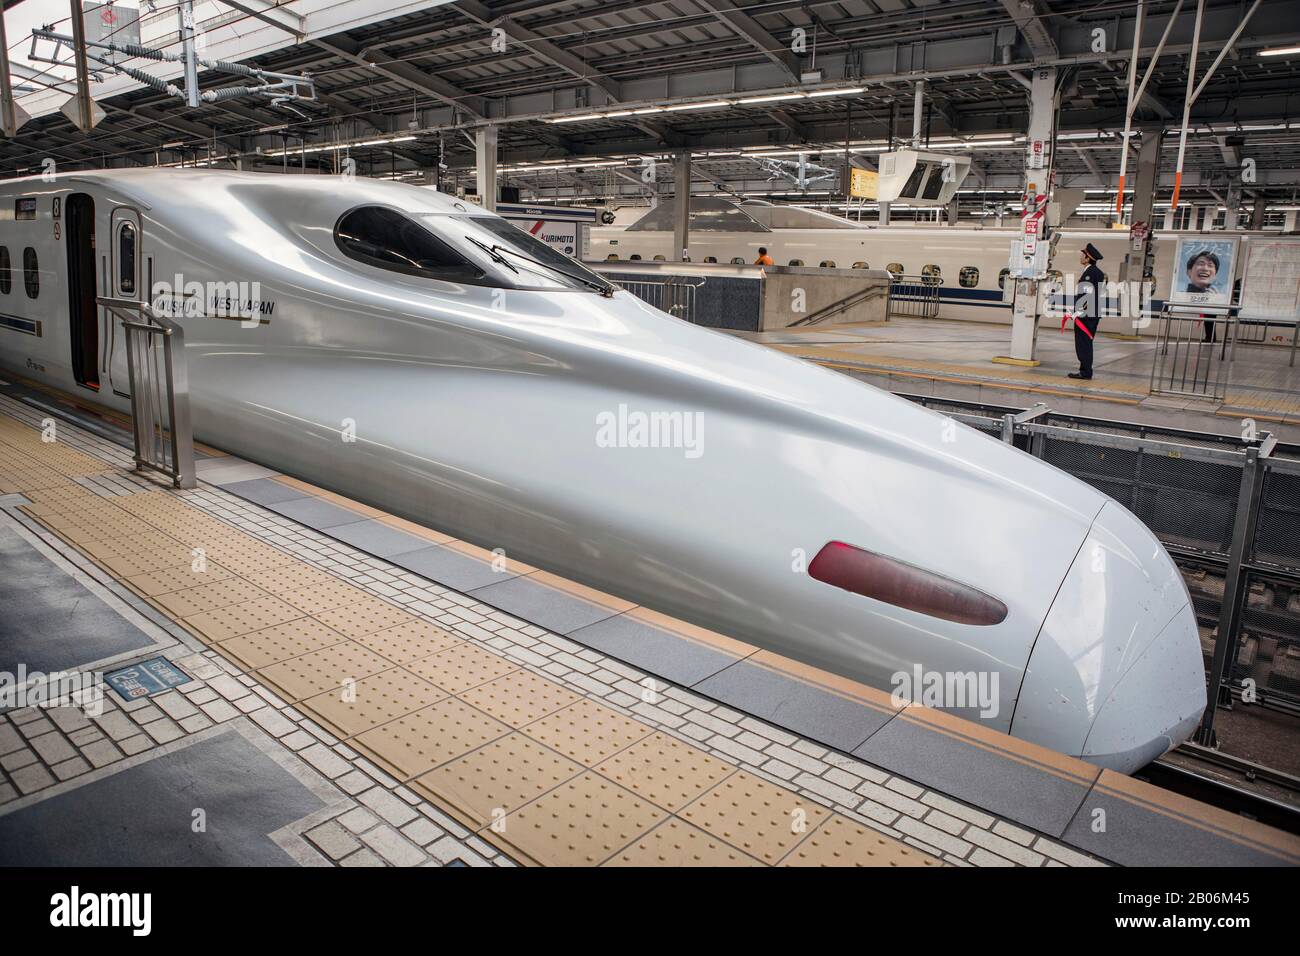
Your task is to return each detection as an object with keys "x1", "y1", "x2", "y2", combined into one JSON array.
[{"x1": 334, "y1": 206, "x2": 483, "y2": 282}]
